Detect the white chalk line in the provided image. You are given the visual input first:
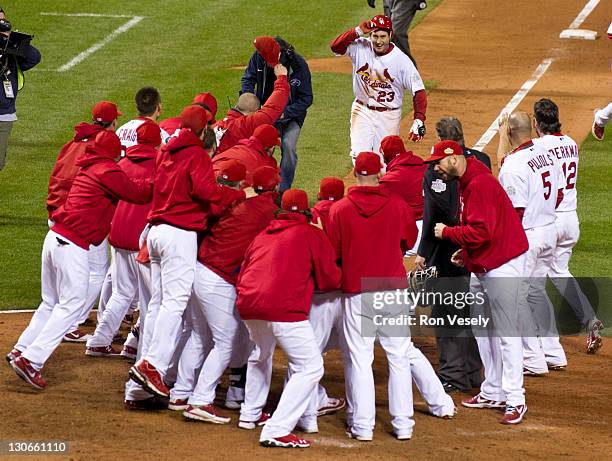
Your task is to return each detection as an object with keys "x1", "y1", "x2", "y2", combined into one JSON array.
[
  {"x1": 473, "y1": 58, "x2": 553, "y2": 151},
  {"x1": 0, "y1": 309, "x2": 37, "y2": 314},
  {"x1": 567, "y1": 0, "x2": 600, "y2": 30},
  {"x1": 40, "y1": 12, "x2": 134, "y2": 19},
  {"x1": 39, "y1": 12, "x2": 144, "y2": 72}
]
